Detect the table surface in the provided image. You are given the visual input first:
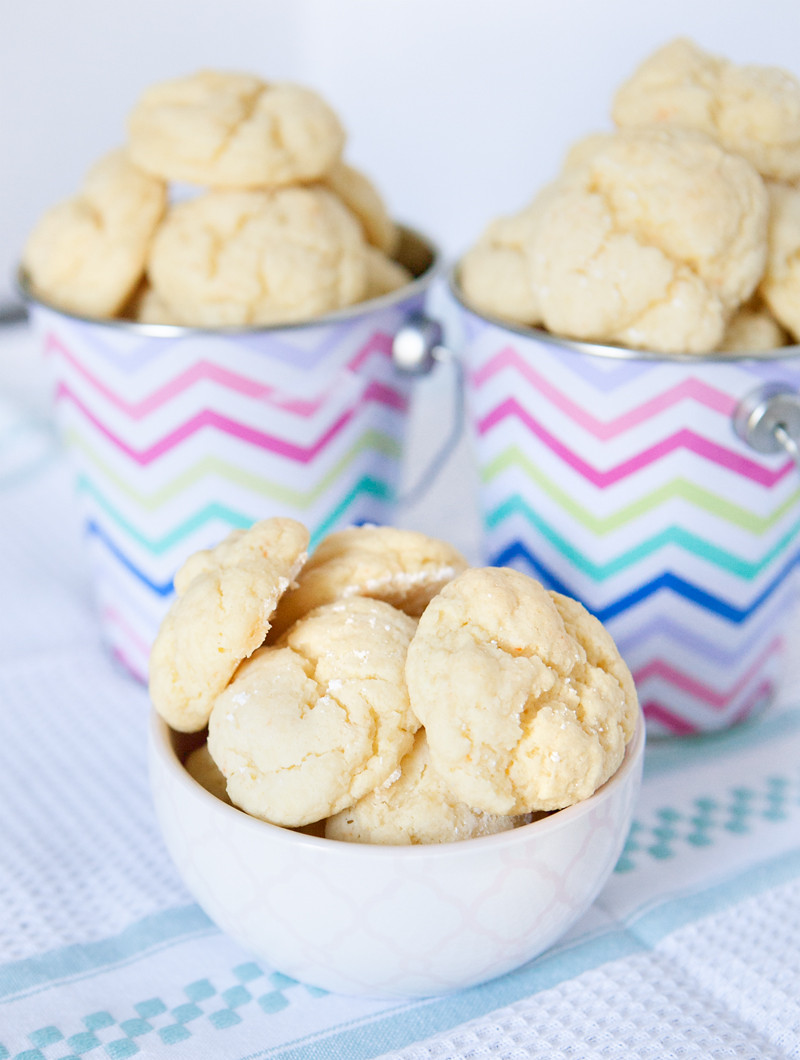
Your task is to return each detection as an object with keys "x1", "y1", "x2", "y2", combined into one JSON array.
[{"x1": 1, "y1": 311, "x2": 799, "y2": 1060}]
